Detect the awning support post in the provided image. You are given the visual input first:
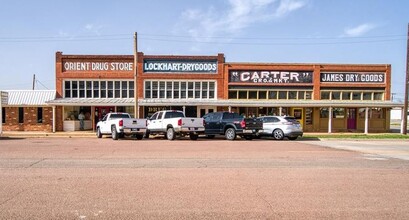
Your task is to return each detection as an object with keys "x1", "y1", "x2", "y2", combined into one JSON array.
[
  {"x1": 328, "y1": 107, "x2": 332, "y2": 134},
  {"x1": 364, "y1": 107, "x2": 369, "y2": 134}
]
